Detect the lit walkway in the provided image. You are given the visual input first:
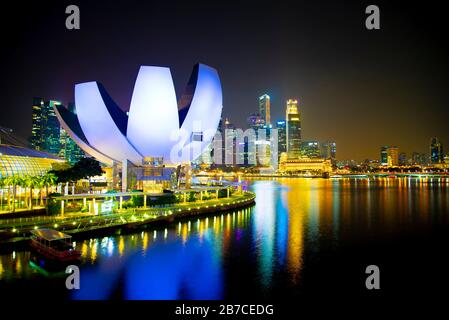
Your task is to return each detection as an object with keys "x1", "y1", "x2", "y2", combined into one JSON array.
[{"x1": 0, "y1": 191, "x2": 255, "y2": 236}]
